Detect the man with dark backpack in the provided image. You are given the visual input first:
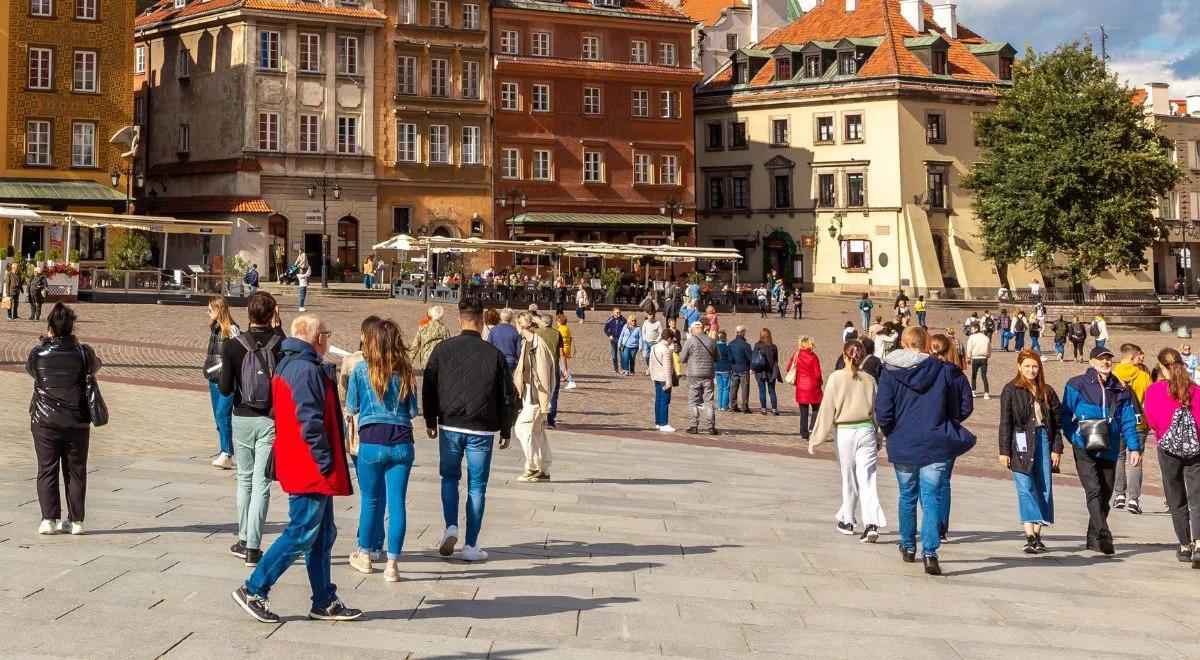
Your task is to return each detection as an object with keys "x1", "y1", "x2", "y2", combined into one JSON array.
[
  {"x1": 219, "y1": 292, "x2": 286, "y2": 566},
  {"x1": 243, "y1": 264, "x2": 260, "y2": 295}
]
